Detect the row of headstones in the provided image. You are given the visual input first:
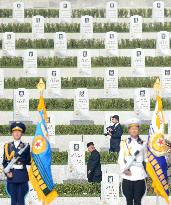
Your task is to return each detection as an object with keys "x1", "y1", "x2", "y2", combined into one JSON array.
[
  {"x1": 1, "y1": 32, "x2": 170, "y2": 78},
  {"x1": 2, "y1": 29, "x2": 170, "y2": 56},
  {"x1": 2, "y1": 13, "x2": 169, "y2": 40},
  {"x1": 2, "y1": 69, "x2": 170, "y2": 122},
  {"x1": 12, "y1": 1, "x2": 165, "y2": 23}
]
